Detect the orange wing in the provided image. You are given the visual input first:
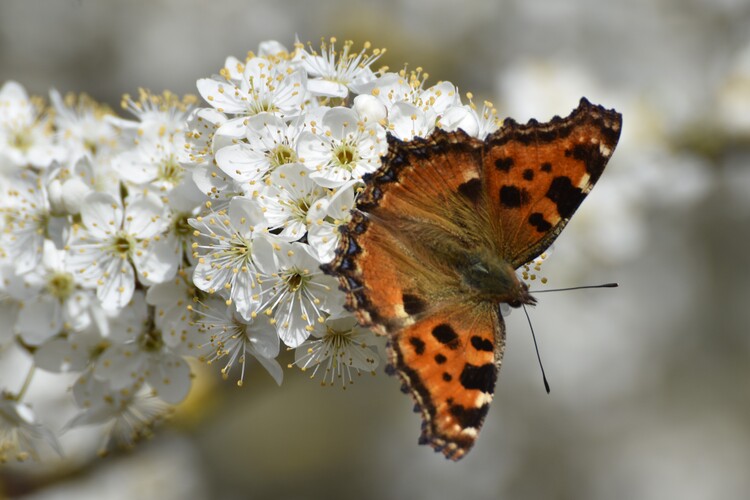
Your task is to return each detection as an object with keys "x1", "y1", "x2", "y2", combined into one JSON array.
[
  {"x1": 388, "y1": 301, "x2": 504, "y2": 460},
  {"x1": 322, "y1": 129, "x2": 495, "y2": 333},
  {"x1": 482, "y1": 98, "x2": 622, "y2": 268}
]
